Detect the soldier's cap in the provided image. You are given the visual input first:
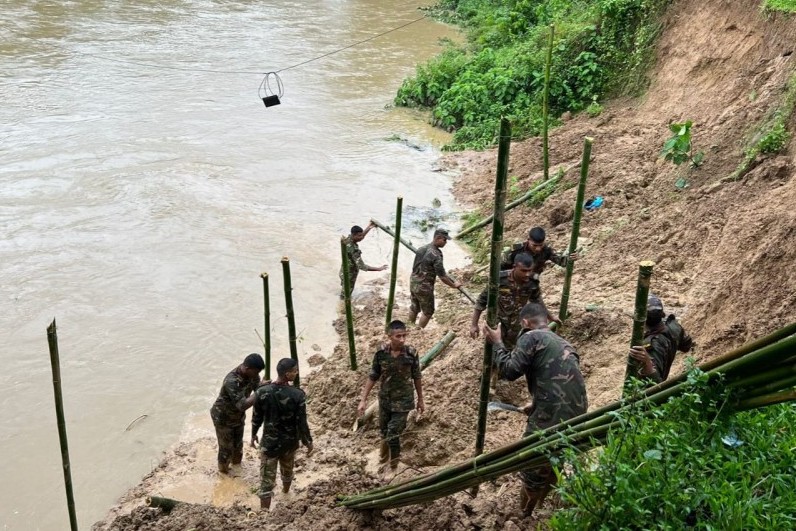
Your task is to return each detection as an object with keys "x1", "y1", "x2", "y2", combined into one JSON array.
[
  {"x1": 647, "y1": 295, "x2": 664, "y2": 311},
  {"x1": 434, "y1": 228, "x2": 451, "y2": 240},
  {"x1": 243, "y1": 353, "x2": 265, "y2": 370}
]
